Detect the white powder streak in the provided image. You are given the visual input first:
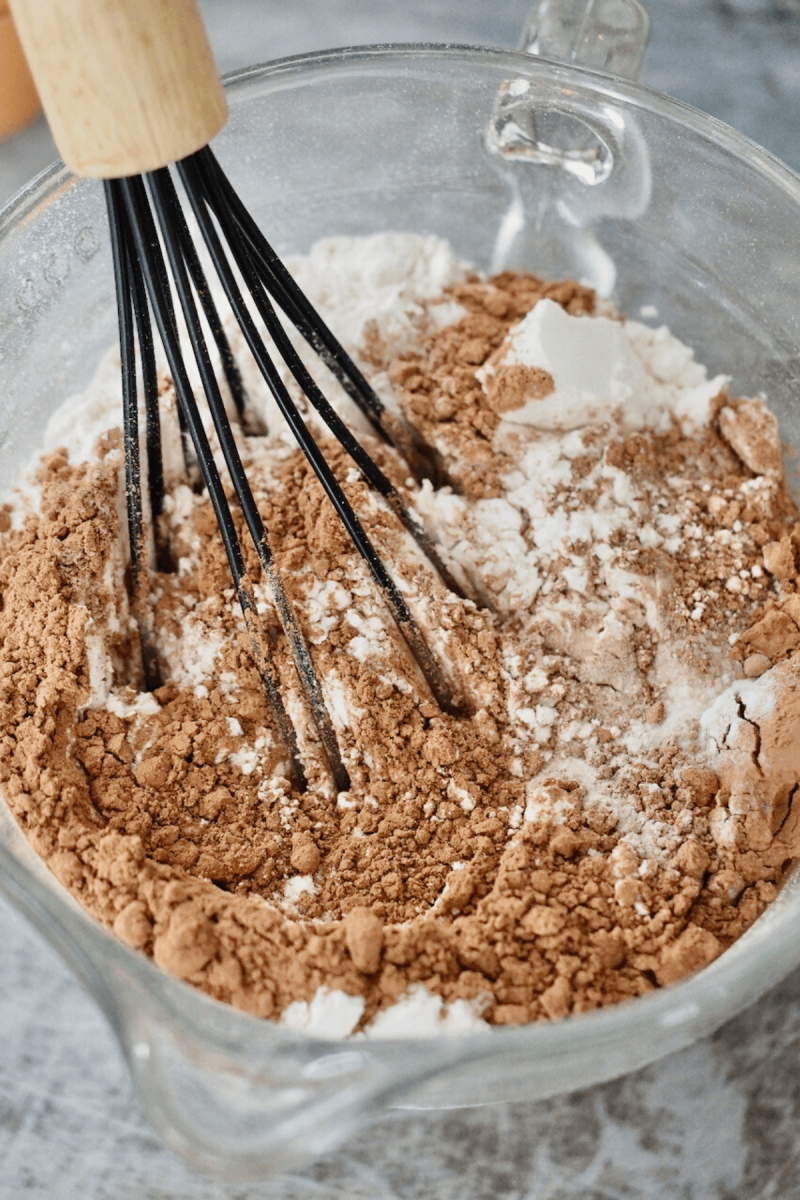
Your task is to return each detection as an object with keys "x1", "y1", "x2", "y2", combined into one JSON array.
[{"x1": 280, "y1": 984, "x2": 490, "y2": 1040}]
